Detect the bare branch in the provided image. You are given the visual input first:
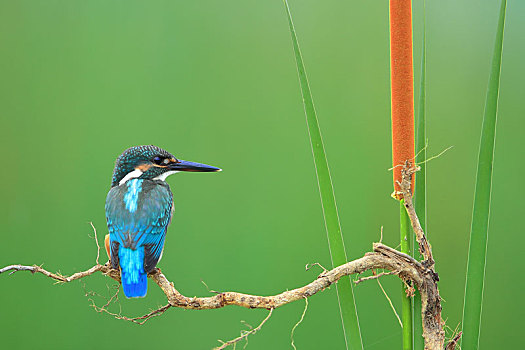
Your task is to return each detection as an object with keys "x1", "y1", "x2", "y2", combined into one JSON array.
[
  {"x1": 0, "y1": 243, "x2": 444, "y2": 347},
  {"x1": 1, "y1": 163, "x2": 448, "y2": 349},
  {"x1": 147, "y1": 244, "x2": 419, "y2": 311},
  {"x1": 398, "y1": 161, "x2": 435, "y2": 268},
  {"x1": 0, "y1": 246, "x2": 444, "y2": 348},
  {"x1": 398, "y1": 162, "x2": 445, "y2": 349}
]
